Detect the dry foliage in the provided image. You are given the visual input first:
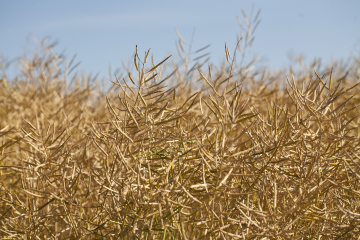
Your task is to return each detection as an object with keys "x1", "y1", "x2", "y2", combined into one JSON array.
[{"x1": 1, "y1": 10, "x2": 360, "y2": 239}]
